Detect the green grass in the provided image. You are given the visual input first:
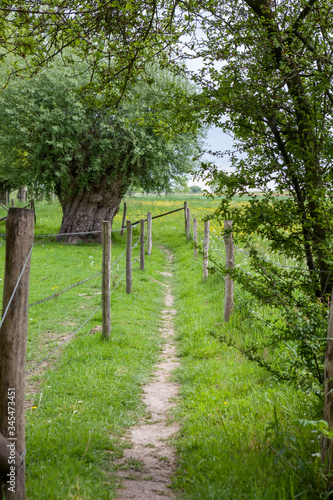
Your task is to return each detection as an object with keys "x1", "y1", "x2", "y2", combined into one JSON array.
[
  {"x1": 1, "y1": 198, "x2": 176, "y2": 498},
  {"x1": 0, "y1": 195, "x2": 328, "y2": 498}
]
